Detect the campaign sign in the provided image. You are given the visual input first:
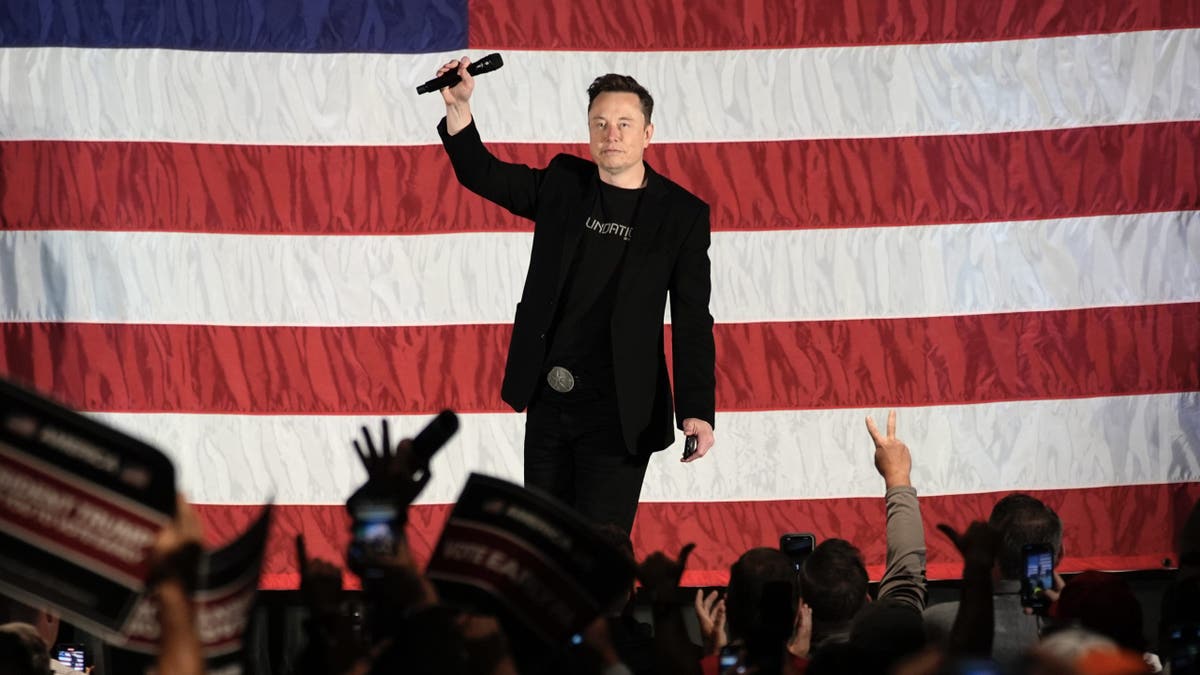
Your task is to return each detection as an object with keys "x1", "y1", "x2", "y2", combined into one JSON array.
[
  {"x1": 425, "y1": 474, "x2": 635, "y2": 644},
  {"x1": 111, "y1": 505, "x2": 273, "y2": 675},
  {"x1": 0, "y1": 378, "x2": 175, "y2": 640}
]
